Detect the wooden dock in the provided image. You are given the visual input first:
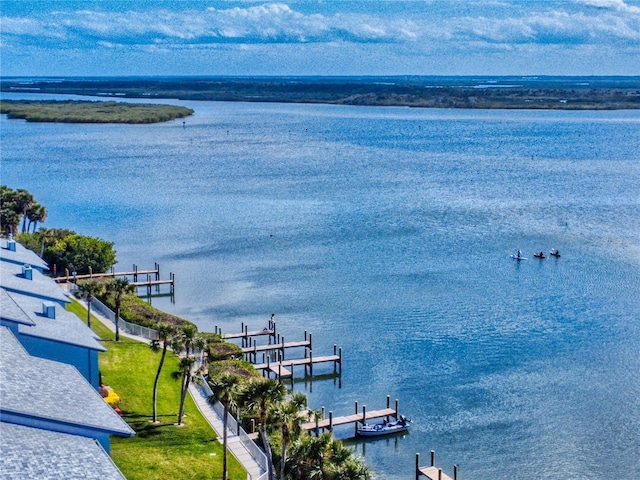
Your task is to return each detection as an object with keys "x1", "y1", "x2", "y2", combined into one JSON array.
[
  {"x1": 55, "y1": 263, "x2": 175, "y2": 295},
  {"x1": 240, "y1": 331, "x2": 312, "y2": 362},
  {"x1": 416, "y1": 452, "x2": 458, "y2": 480},
  {"x1": 216, "y1": 320, "x2": 277, "y2": 347},
  {"x1": 217, "y1": 321, "x2": 340, "y2": 381},
  {"x1": 301, "y1": 396, "x2": 400, "y2": 437},
  {"x1": 253, "y1": 346, "x2": 342, "y2": 380}
]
